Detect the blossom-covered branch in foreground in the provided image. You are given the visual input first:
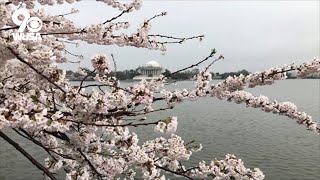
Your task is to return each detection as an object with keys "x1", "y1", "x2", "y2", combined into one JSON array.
[{"x1": 0, "y1": 1, "x2": 319, "y2": 180}]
